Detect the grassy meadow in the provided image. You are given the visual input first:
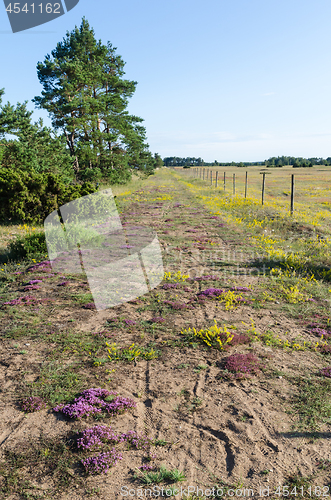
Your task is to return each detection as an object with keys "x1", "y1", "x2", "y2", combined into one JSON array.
[{"x1": 0, "y1": 166, "x2": 331, "y2": 499}]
